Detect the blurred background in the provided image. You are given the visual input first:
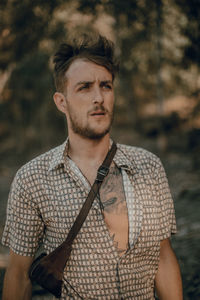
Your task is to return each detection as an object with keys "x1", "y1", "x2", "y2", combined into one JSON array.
[{"x1": 0, "y1": 0, "x2": 199, "y2": 299}]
